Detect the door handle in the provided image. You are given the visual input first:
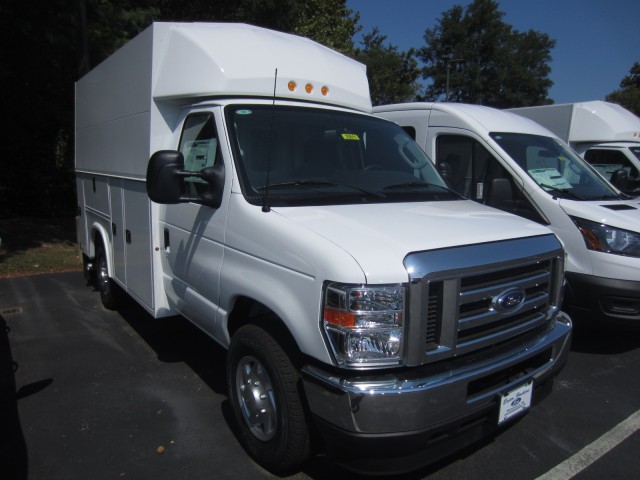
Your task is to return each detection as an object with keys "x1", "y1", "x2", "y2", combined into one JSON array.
[{"x1": 163, "y1": 228, "x2": 170, "y2": 252}]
